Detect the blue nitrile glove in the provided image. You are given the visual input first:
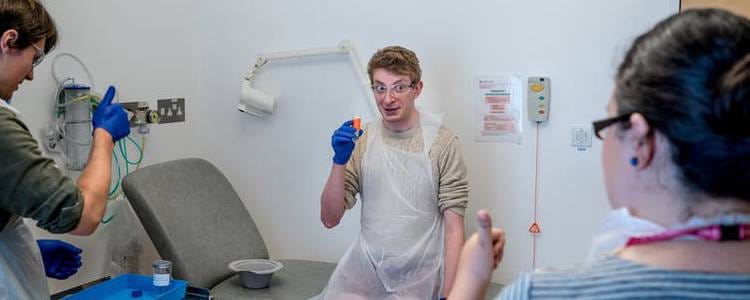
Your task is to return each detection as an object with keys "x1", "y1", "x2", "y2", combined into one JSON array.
[
  {"x1": 92, "y1": 85, "x2": 130, "y2": 142},
  {"x1": 36, "y1": 239, "x2": 83, "y2": 280},
  {"x1": 331, "y1": 120, "x2": 363, "y2": 165}
]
